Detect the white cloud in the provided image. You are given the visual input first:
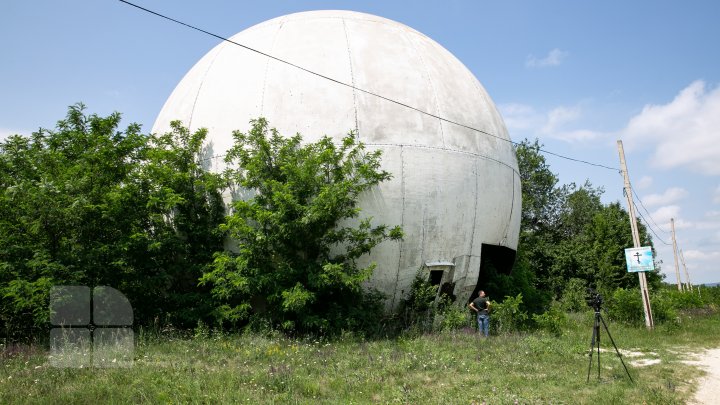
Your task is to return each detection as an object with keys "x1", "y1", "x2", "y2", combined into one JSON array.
[
  {"x1": 679, "y1": 250, "x2": 720, "y2": 284},
  {"x1": 499, "y1": 102, "x2": 600, "y2": 142},
  {"x1": 696, "y1": 221, "x2": 720, "y2": 230},
  {"x1": 546, "y1": 129, "x2": 599, "y2": 142},
  {"x1": 636, "y1": 176, "x2": 653, "y2": 189},
  {"x1": 498, "y1": 103, "x2": 544, "y2": 132},
  {"x1": 650, "y1": 205, "x2": 692, "y2": 230},
  {"x1": 540, "y1": 106, "x2": 600, "y2": 141},
  {"x1": 541, "y1": 106, "x2": 581, "y2": 133},
  {"x1": 714, "y1": 185, "x2": 720, "y2": 204},
  {"x1": 682, "y1": 250, "x2": 720, "y2": 261},
  {"x1": 641, "y1": 187, "x2": 688, "y2": 207},
  {"x1": 619, "y1": 80, "x2": 720, "y2": 175},
  {"x1": 526, "y1": 48, "x2": 569, "y2": 68}
]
